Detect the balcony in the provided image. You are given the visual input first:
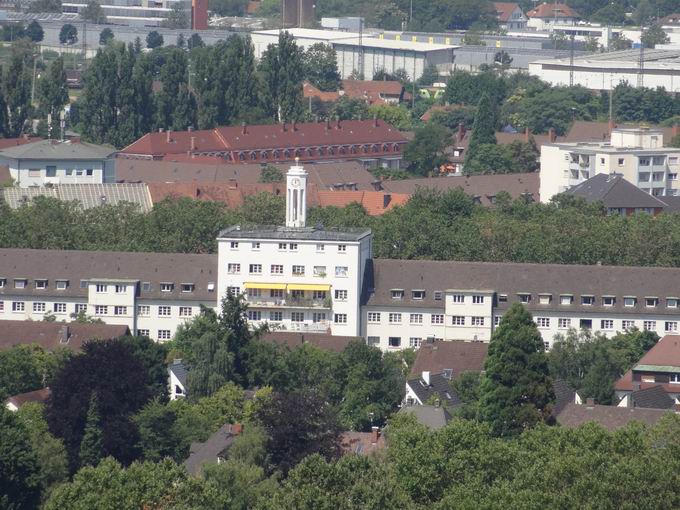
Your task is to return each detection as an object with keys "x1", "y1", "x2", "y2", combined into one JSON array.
[
  {"x1": 246, "y1": 297, "x2": 332, "y2": 309},
  {"x1": 286, "y1": 321, "x2": 330, "y2": 332}
]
